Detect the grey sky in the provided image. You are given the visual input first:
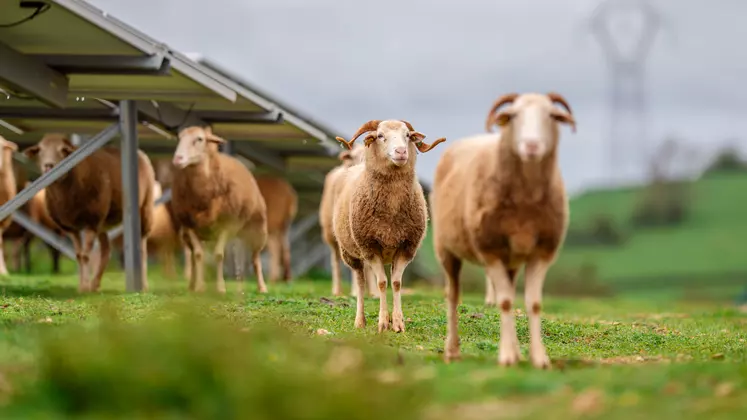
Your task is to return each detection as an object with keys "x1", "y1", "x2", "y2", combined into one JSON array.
[{"x1": 87, "y1": 0, "x2": 747, "y2": 194}]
